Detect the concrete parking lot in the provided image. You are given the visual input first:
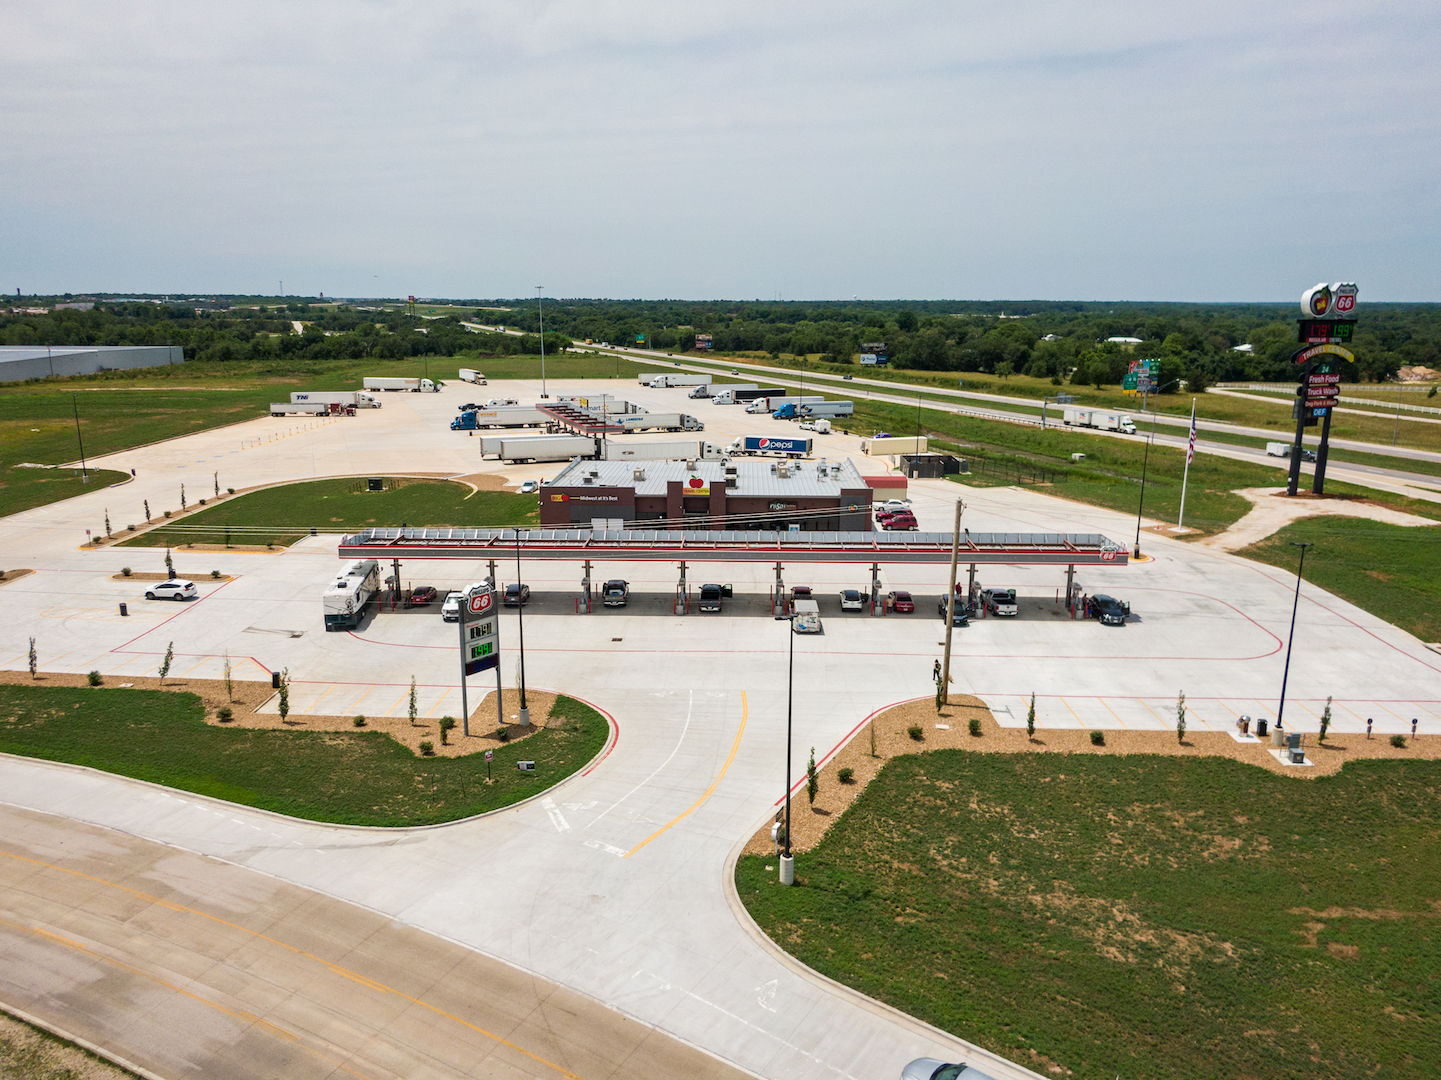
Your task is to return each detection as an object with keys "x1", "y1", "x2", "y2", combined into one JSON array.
[{"x1": 1, "y1": 374, "x2": 1437, "y2": 1080}]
